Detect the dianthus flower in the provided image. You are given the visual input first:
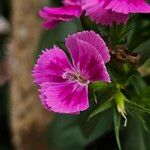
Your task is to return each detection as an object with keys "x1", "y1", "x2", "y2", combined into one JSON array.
[
  {"x1": 39, "y1": 1, "x2": 82, "y2": 29},
  {"x1": 39, "y1": 0, "x2": 150, "y2": 28},
  {"x1": 83, "y1": 0, "x2": 150, "y2": 25},
  {"x1": 39, "y1": 0, "x2": 128, "y2": 28},
  {"x1": 98, "y1": 0, "x2": 150, "y2": 14},
  {"x1": 83, "y1": 0, "x2": 129, "y2": 26},
  {"x1": 32, "y1": 31, "x2": 111, "y2": 114}
]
